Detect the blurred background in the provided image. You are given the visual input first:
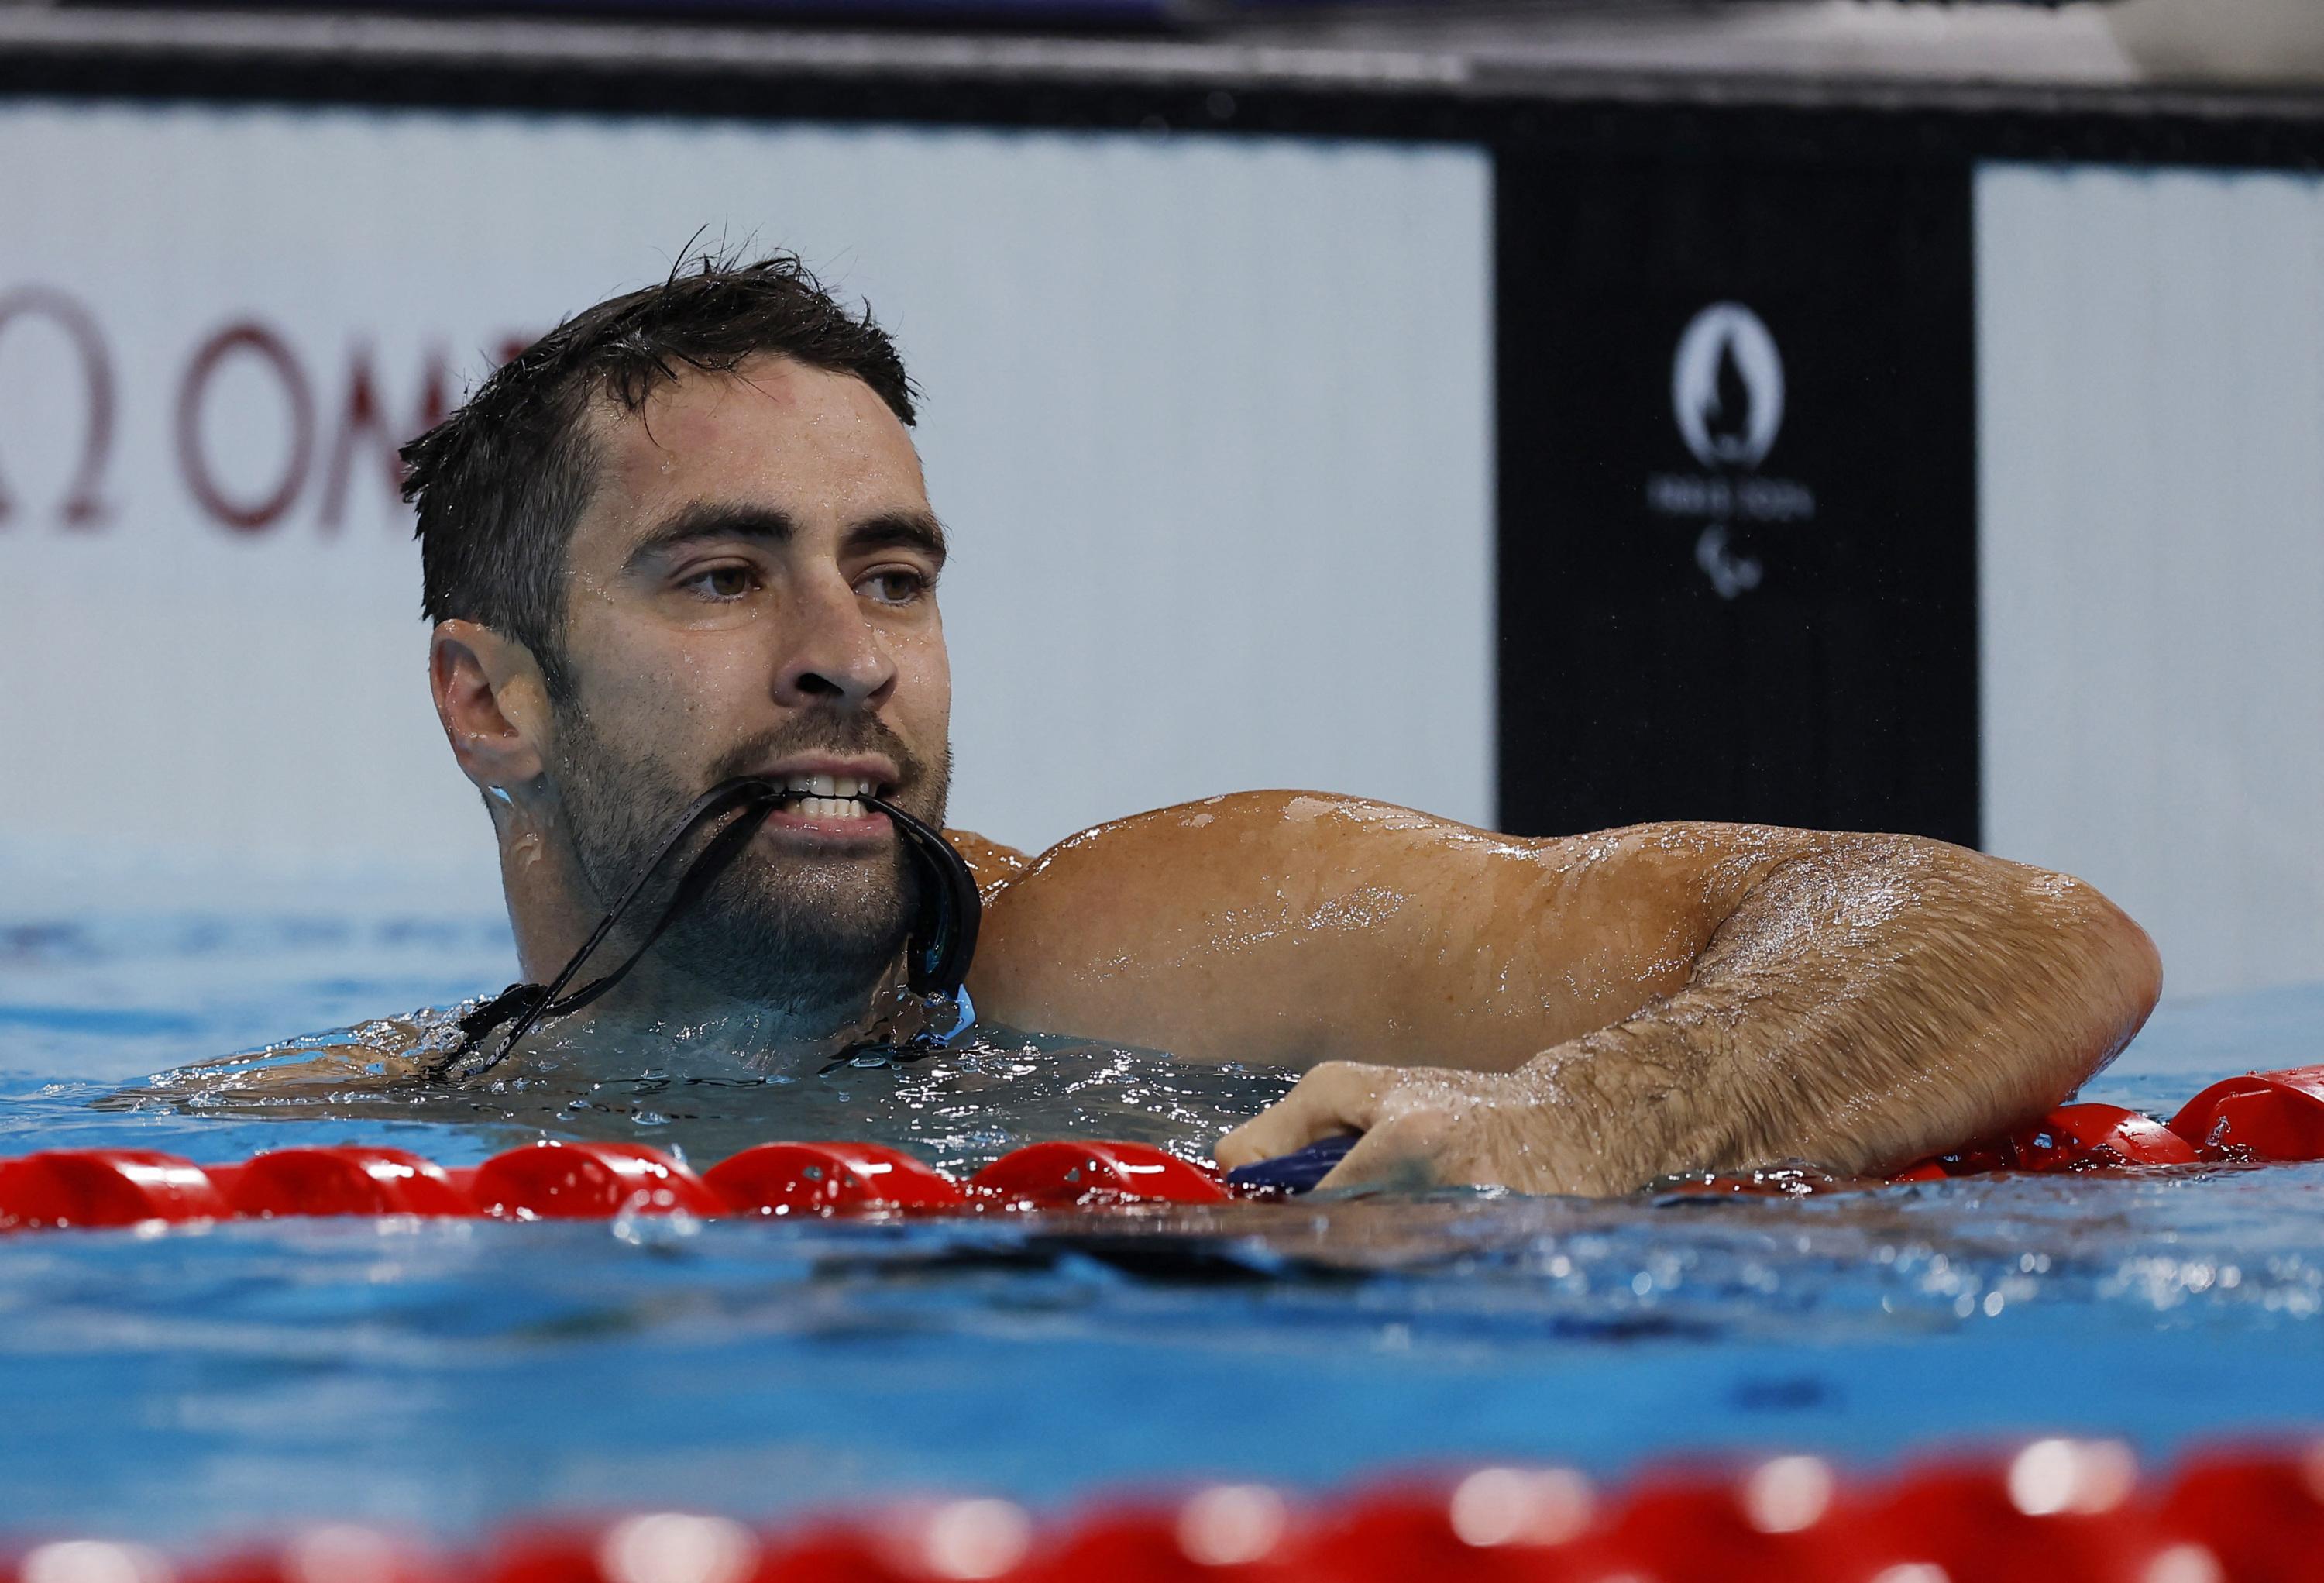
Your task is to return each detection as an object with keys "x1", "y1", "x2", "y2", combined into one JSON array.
[{"x1": 0, "y1": 0, "x2": 2319, "y2": 1003}]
